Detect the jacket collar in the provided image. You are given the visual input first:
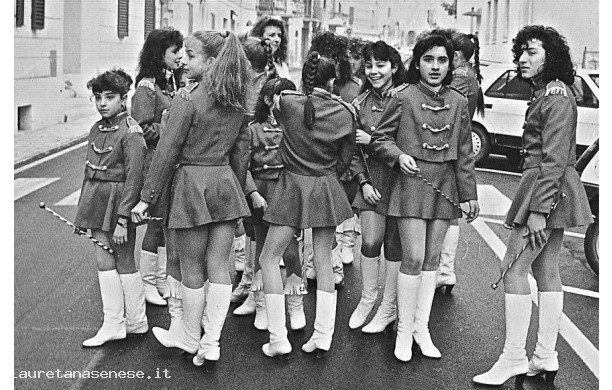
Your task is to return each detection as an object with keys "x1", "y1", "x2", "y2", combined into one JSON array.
[{"x1": 417, "y1": 81, "x2": 446, "y2": 97}]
